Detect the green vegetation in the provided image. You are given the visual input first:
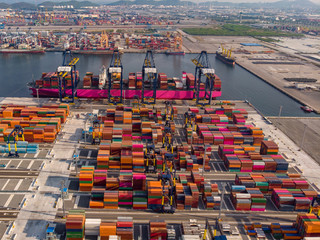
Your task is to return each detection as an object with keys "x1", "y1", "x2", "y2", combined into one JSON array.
[
  {"x1": 182, "y1": 24, "x2": 303, "y2": 37},
  {"x1": 256, "y1": 37, "x2": 280, "y2": 43},
  {"x1": 134, "y1": 29, "x2": 157, "y2": 34}
]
